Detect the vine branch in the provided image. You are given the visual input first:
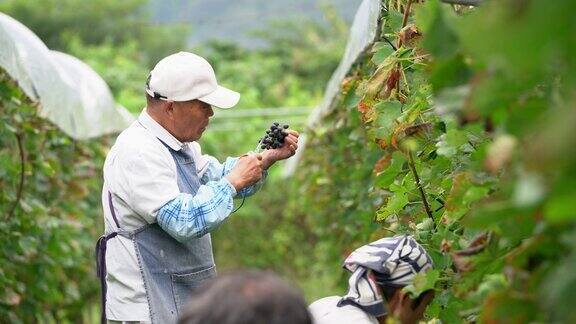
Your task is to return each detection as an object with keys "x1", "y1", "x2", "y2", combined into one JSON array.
[
  {"x1": 8, "y1": 132, "x2": 25, "y2": 219},
  {"x1": 401, "y1": 0, "x2": 414, "y2": 29},
  {"x1": 407, "y1": 151, "x2": 435, "y2": 225},
  {"x1": 383, "y1": 36, "x2": 398, "y2": 51}
]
